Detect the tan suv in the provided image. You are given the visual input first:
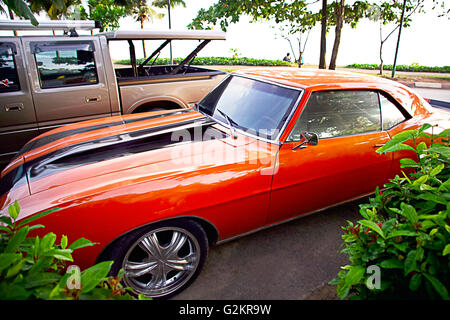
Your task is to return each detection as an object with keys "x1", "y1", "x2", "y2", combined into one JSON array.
[{"x1": 0, "y1": 20, "x2": 227, "y2": 166}]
